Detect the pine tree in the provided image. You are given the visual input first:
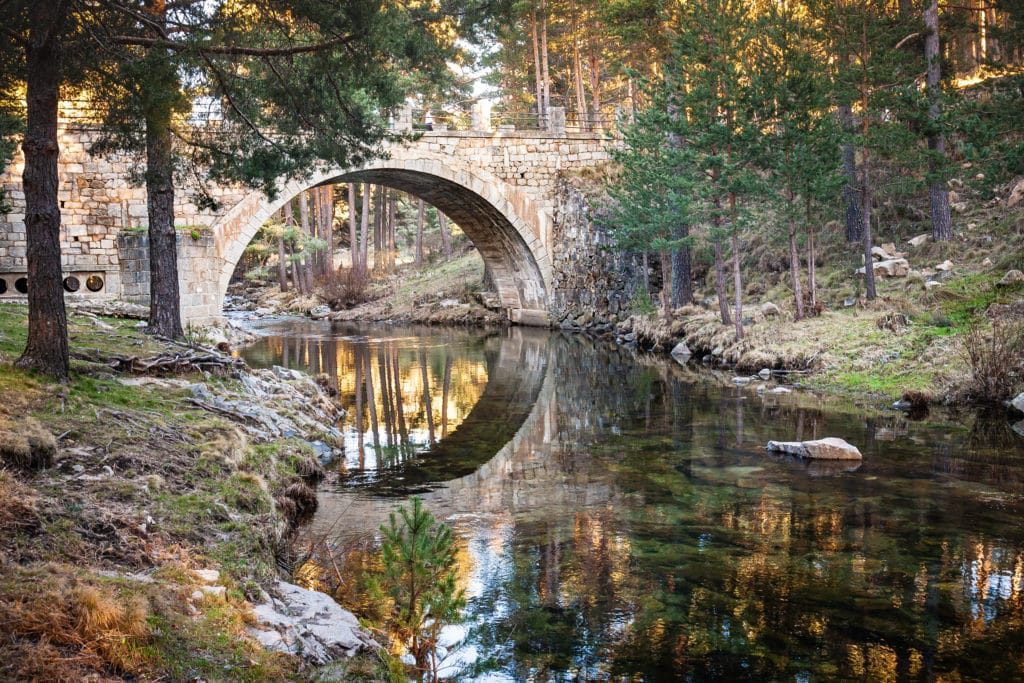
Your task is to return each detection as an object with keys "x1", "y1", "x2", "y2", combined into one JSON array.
[
  {"x1": 751, "y1": 0, "x2": 843, "y2": 319},
  {"x1": 370, "y1": 497, "x2": 465, "y2": 680},
  {"x1": 606, "y1": 101, "x2": 694, "y2": 319}
]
